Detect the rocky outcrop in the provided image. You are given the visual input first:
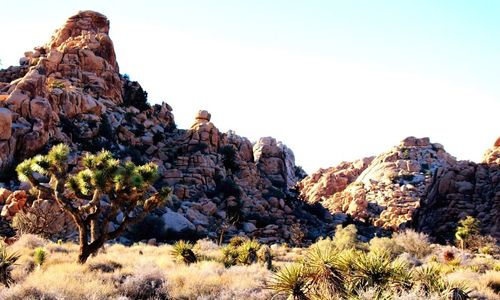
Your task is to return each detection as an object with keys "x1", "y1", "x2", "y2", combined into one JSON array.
[
  {"x1": 0, "y1": 11, "x2": 329, "y2": 244},
  {"x1": 414, "y1": 139, "x2": 500, "y2": 241},
  {"x1": 0, "y1": 10, "x2": 123, "y2": 176},
  {"x1": 0, "y1": 190, "x2": 27, "y2": 220},
  {"x1": 297, "y1": 136, "x2": 500, "y2": 242},
  {"x1": 298, "y1": 157, "x2": 374, "y2": 205},
  {"x1": 254, "y1": 137, "x2": 305, "y2": 189}
]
